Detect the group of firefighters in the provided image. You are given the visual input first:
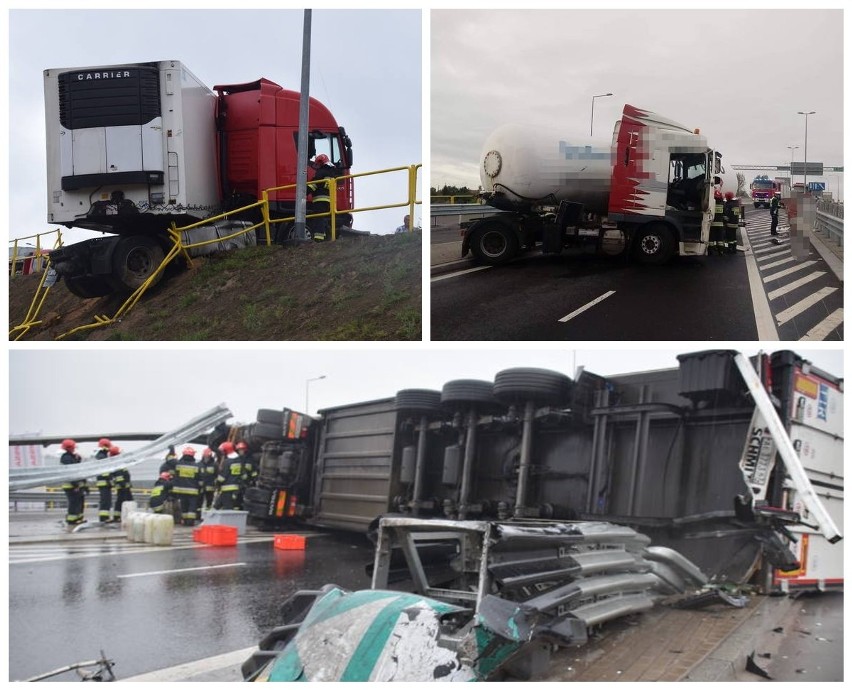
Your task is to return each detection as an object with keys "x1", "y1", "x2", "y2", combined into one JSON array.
[
  {"x1": 59, "y1": 438, "x2": 133, "y2": 527},
  {"x1": 58, "y1": 438, "x2": 258, "y2": 529},
  {"x1": 149, "y1": 440, "x2": 257, "y2": 527}
]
